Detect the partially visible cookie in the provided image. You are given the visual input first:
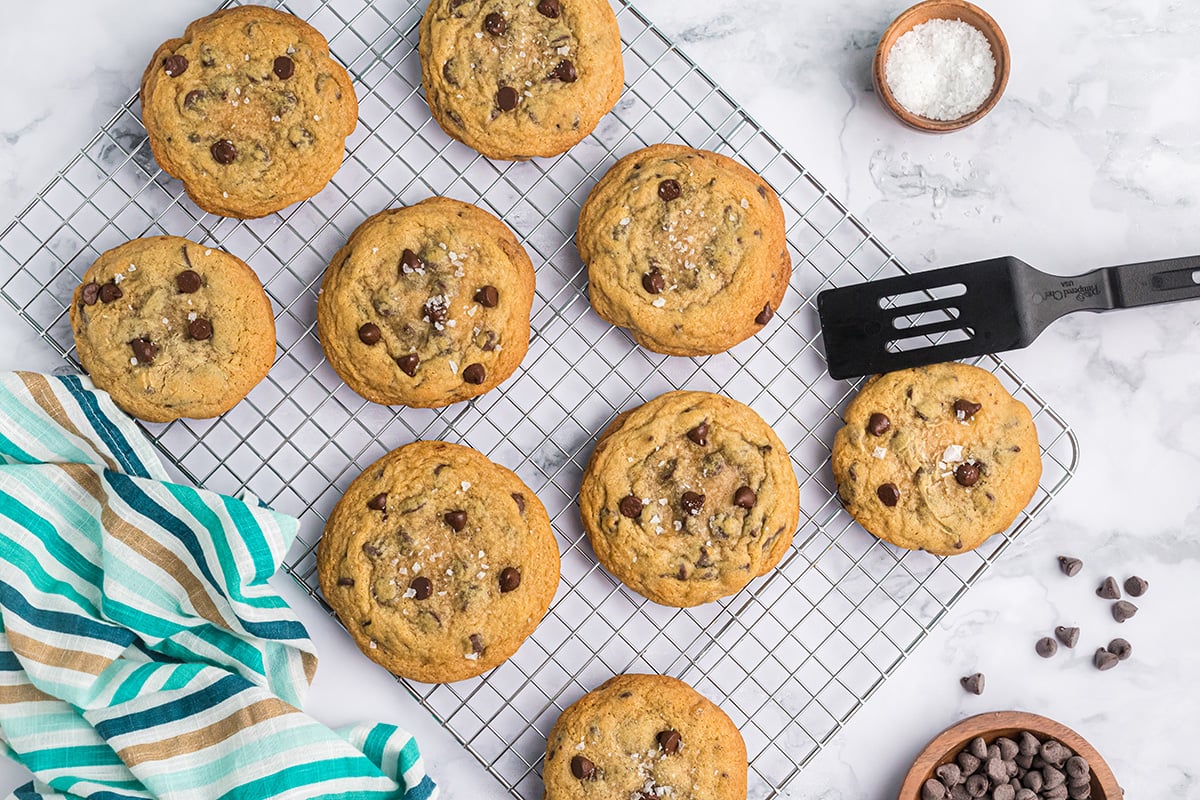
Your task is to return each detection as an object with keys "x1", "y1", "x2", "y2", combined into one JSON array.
[
  {"x1": 69, "y1": 236, "x2": 275, "y2": 423},
  {"x1": 316, "y1": 197, "x2": 535, "y2": 408},
  {"x1": 831, "y1": 363, "x2": 1042, "y2": 555},
  {"x1": 580, "y1": 391, "x2": 799, "y2": 607},
  {"x1": 419, "y1": 0, "x2": 623, "y2": 160},
  {"x1": 140, "y1": 5, "x2": 358, "y2": 218},
  {"x1": 317, "y1": 441, "x2": 559, "y2": 683},
  {"x1": 578, "y1": 144, "x2": 791, "y2": 356},
  {"x1": 543, "y1": 674, "x2": 747, "y2": 800}
]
